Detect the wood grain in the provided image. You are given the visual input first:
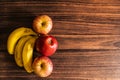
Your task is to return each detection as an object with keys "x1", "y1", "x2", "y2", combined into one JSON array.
[
  {"x1": 0, "y1": 0, "x2": 120, "y2": 80},
  {"x1": 0, "y1": 50, "x2": 120, "y2": 80},
  {"x1": 0, "y1": 0, "x2": 120, "y2": 35}
]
